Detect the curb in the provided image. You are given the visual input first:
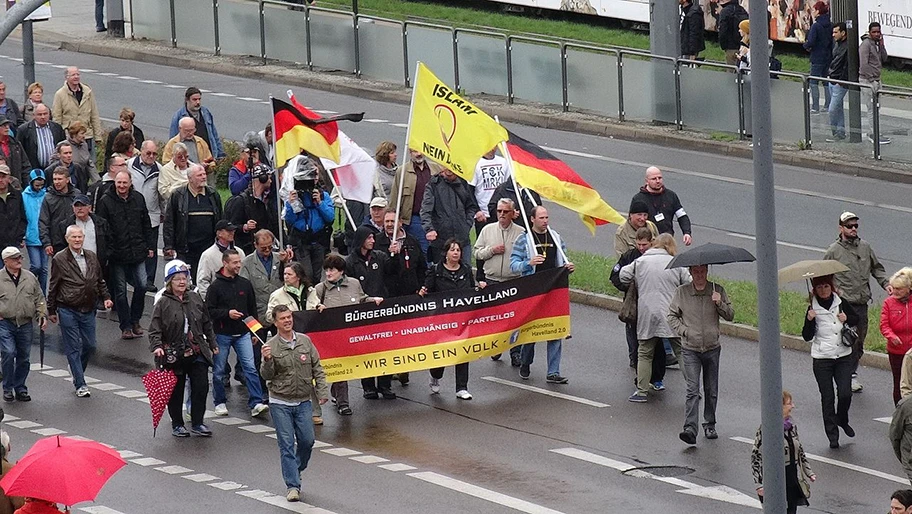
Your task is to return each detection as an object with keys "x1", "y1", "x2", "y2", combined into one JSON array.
[
  {"x1": 54, "y1": 37, "x2": 912, "y2": 184},
  {"x1": 569, "y1": 288, "x2": 893, "y2": 372}
]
